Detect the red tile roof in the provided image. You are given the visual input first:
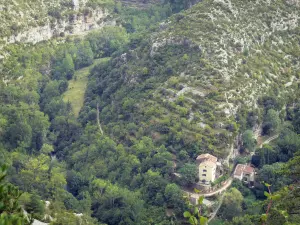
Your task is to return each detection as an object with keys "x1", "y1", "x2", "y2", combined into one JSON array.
[
  {"x1": 200, "y1": 160, "x2": 217, "y2": 168},
  {"x1": 234, "y1": 164, "x2": 255, "y2": 176},
  {"x1": 196, "y1": 153, "x2": 217, "y2": 163}
]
